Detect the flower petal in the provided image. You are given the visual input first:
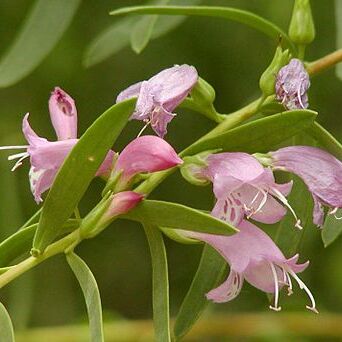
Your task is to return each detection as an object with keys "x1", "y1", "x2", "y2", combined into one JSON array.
[
  {"x1": 116, "y1": 81, "x2": 143, "y2": 103},
  {"x1": 29, "y1": 167, "x2": 57, "y2": 203},
  {"x1": 22, "y1": 113, "x2": 48, "y2": 146},
  {"x1": 49, "y1": 87, "x2": 78, "y2": 140},
  {"x1": 206, "y1": 270, "x2": 243, "y2": 303}
]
